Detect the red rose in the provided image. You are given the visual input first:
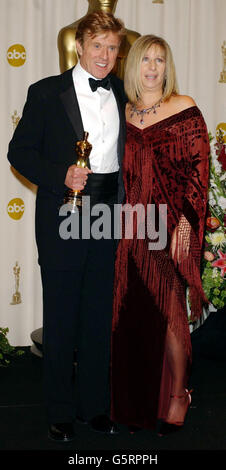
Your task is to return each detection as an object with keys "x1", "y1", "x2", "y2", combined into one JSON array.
[
  {"x1": 218, "y1": 145, "x2": 226, "y2": 171},
  {"x1": 206, "y1": 216, "x2": 220, "y2": 231},
  {"x1": 204, "y1": 251, "x2": 215, "y2": 261}
]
